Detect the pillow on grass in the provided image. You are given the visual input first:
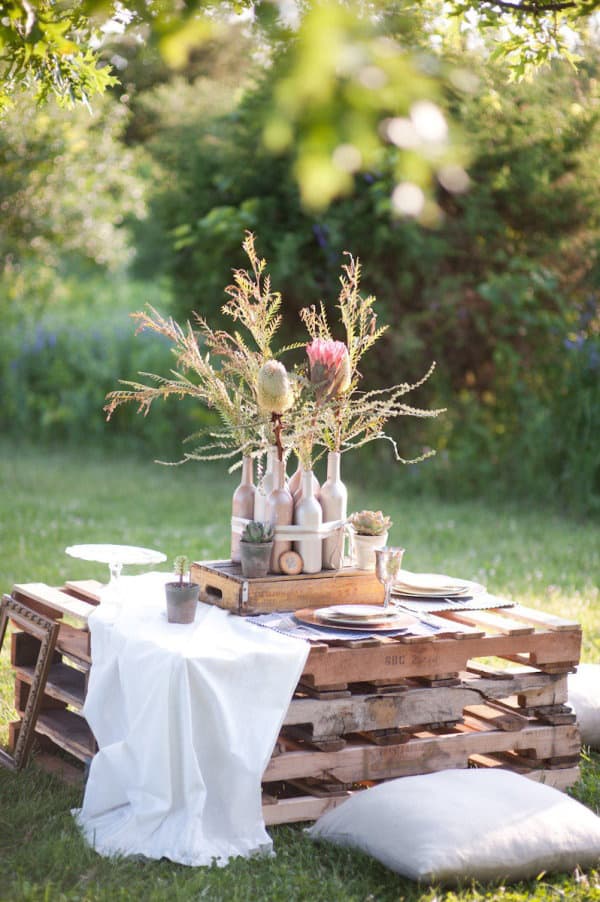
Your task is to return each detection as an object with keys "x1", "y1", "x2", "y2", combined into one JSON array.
[
  {"x1": 307, "y1": 769, "x2": 600, "y2": 885},
  {"x1": 569, "y1": 664, "x2": 600, "y2": 749}
]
